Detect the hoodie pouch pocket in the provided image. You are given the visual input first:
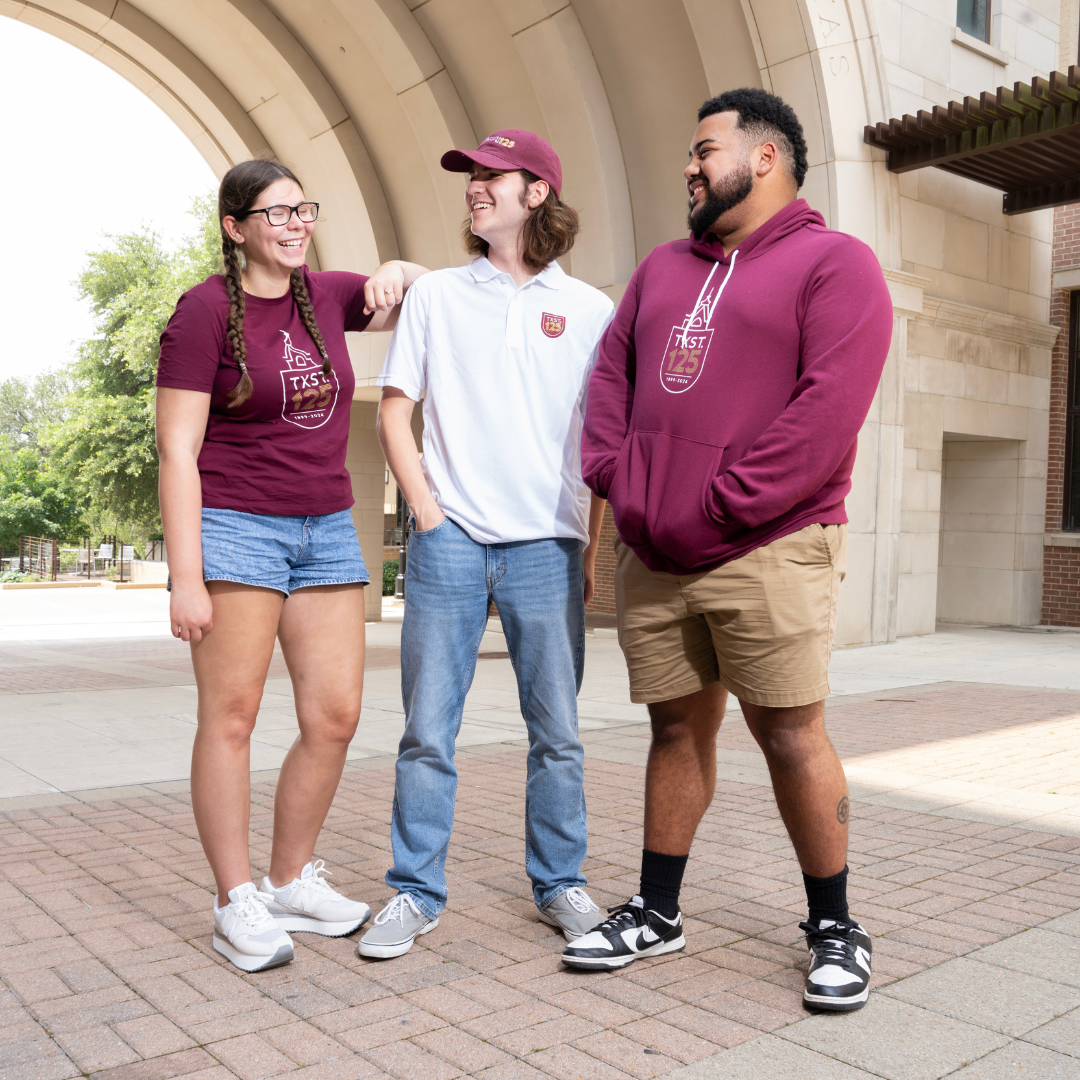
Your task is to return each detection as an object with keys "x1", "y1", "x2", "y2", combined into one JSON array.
[{"x1": 608, "y1": 431, "x2": 725, "y2": 565}]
